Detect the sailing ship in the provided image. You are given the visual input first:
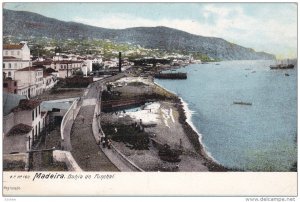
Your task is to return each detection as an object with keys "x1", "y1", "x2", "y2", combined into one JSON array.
[{"x1": 270, "y1": 59, "x2": 294, "y2": 69}]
